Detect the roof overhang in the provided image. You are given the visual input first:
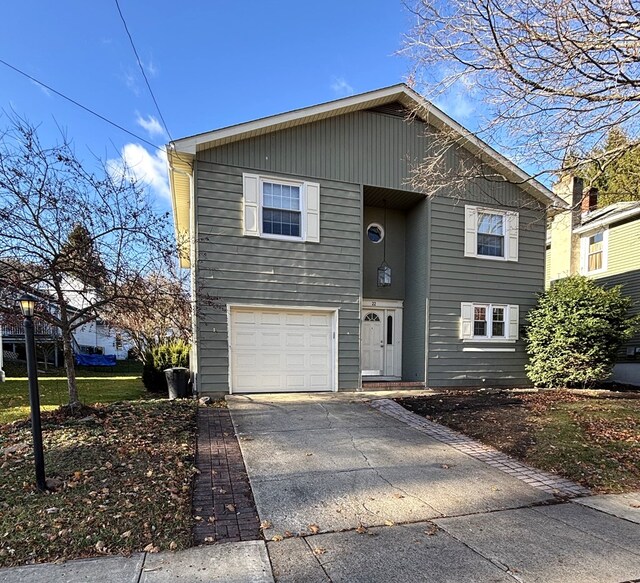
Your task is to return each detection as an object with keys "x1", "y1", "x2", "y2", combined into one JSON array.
[
  {"x1": 168, "y1": 84, "x2": 568, "y2": 260},
  {"x1": 574, "y1": 205, "x2": 640, "y2": 234},
  {"x1": 167, "y1": 149, "x2": 194, "y2": 268}
]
